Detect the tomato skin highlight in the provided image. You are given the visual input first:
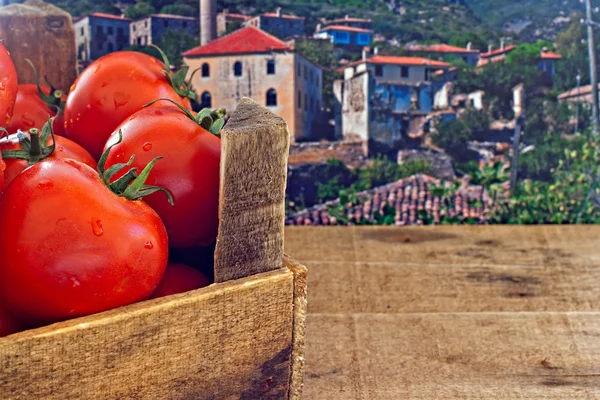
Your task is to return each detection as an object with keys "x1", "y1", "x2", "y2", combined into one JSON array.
[
  {"x1": 64, "y1": 51, "x2": 192, "y2": 160},
  {"x1": 150, "y1": 263, "x2": 210, "y2": 299},
  {"x1": 5, "y1": 84, "x2": 65, "y2": 135},
  {"x1": 0, "y1": 132, "x2": 97, "y2": 192},
  {"x1": 0, "y1": 159, "x2": 169, "y2": 326},
  {"x1": 0, "y1": 43, "x2": 17, "y2": 127},
  {"x1": 104, "y1": 105, "x2": 221, "y2": 248}
]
